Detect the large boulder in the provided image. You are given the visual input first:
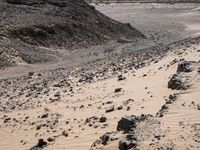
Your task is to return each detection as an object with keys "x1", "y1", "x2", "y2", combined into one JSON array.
[
  {"x1": 117, "y1": 115, "x2": 137, "y2": 131},
  {"x1": 168, "y1": 74, "x2": 184, "y2": 90}
]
